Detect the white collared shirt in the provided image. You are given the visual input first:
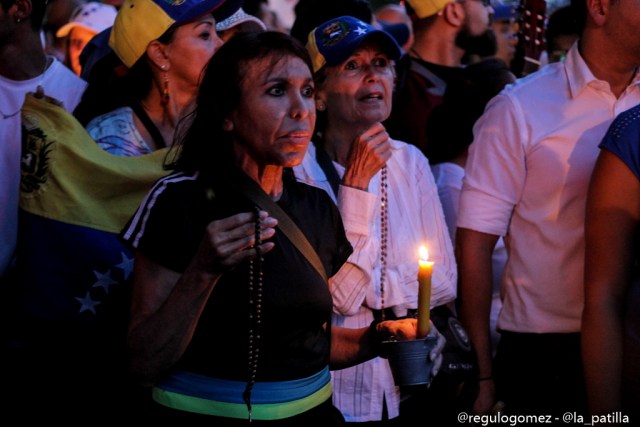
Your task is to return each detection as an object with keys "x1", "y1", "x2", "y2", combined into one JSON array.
[
  {"x1": 294, "y1": 139, "x2": 456, "y2": 421},
  {"x1": 458, "y1": 42, "x2": 640, "y2": 333}
]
